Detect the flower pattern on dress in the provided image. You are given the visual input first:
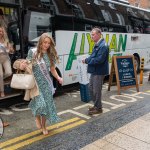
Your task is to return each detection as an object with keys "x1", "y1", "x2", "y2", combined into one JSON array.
[{"x1": 27, "y1": 49, "x2": 59, "y2": 124}]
